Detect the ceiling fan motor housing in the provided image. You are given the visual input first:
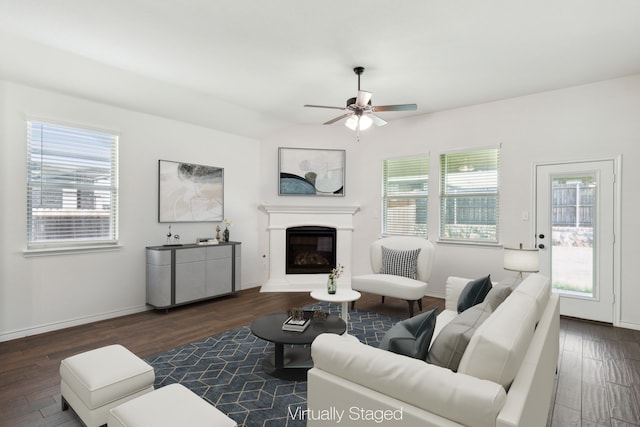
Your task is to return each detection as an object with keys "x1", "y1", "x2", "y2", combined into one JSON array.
[{"x1": 346, "y1": 97, "x2": 372, "y2": 109}]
